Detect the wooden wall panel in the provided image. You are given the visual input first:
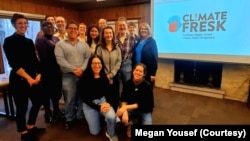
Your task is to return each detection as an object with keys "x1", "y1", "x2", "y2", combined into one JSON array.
[
  {"x1": 79, "y1": 4, "x2": 151, "y2": 27},
  {"x1": 0, "y1": 0, "x2": 150, "y2": 74},
  {"x1": 0, "y1": 0, "x2": 150, "y2": 27},
  {"x1": 0, "y1": 0, "x2": 79, "y2": 21},
  {"x1": 0, "y1": 0, "x2": 22, "y2": 12},
  {"x1": 20, "y1": 1, "x2": 39, "y2": 14}
]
